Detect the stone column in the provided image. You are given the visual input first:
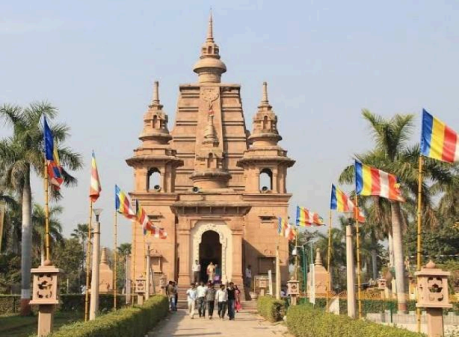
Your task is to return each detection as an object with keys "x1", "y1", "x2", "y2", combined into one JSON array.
[
  {"x1": 346, "y1": 225, "x2": 356, "y2": 318},
  {"x1": 89, "y1": 221, "x2": 100, "y2": 320},
  {"x1": 177, "y1": 224, "x2": 191, "y2": 285},
  {"x1": 231, "y1": 229, "x2": 244, "y2": 286}
]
